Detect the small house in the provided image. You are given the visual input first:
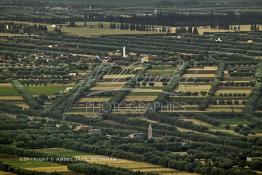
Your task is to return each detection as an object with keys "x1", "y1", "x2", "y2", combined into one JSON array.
[
  {"x1": 74, "y1": 125, "x2": 92, "y2": 132},
  {"x1": 128, "y1": 132, "x2": 143, "y2": 139},
  {"x1": 88, "y1": 129, "x2": 102, "y2": 135}
]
